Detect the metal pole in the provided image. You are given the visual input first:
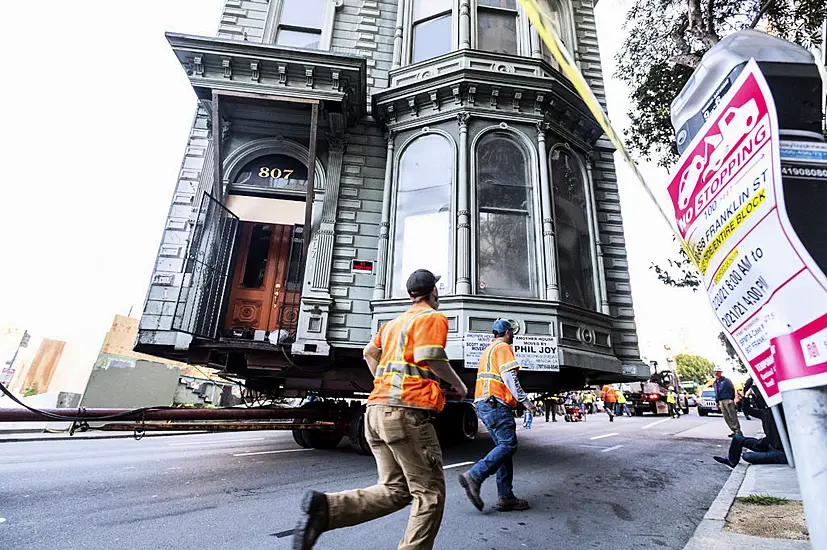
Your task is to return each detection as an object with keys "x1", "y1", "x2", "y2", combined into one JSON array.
[
  {"x1": 770, "y1": 405, "x2": 794, "y2": 468},
  {"x1": 780, "y1": 386, "x2": 827, "y2": 548},
  {"x1": 302, "y1": 102, "x2": 320, "y2": 264}
]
